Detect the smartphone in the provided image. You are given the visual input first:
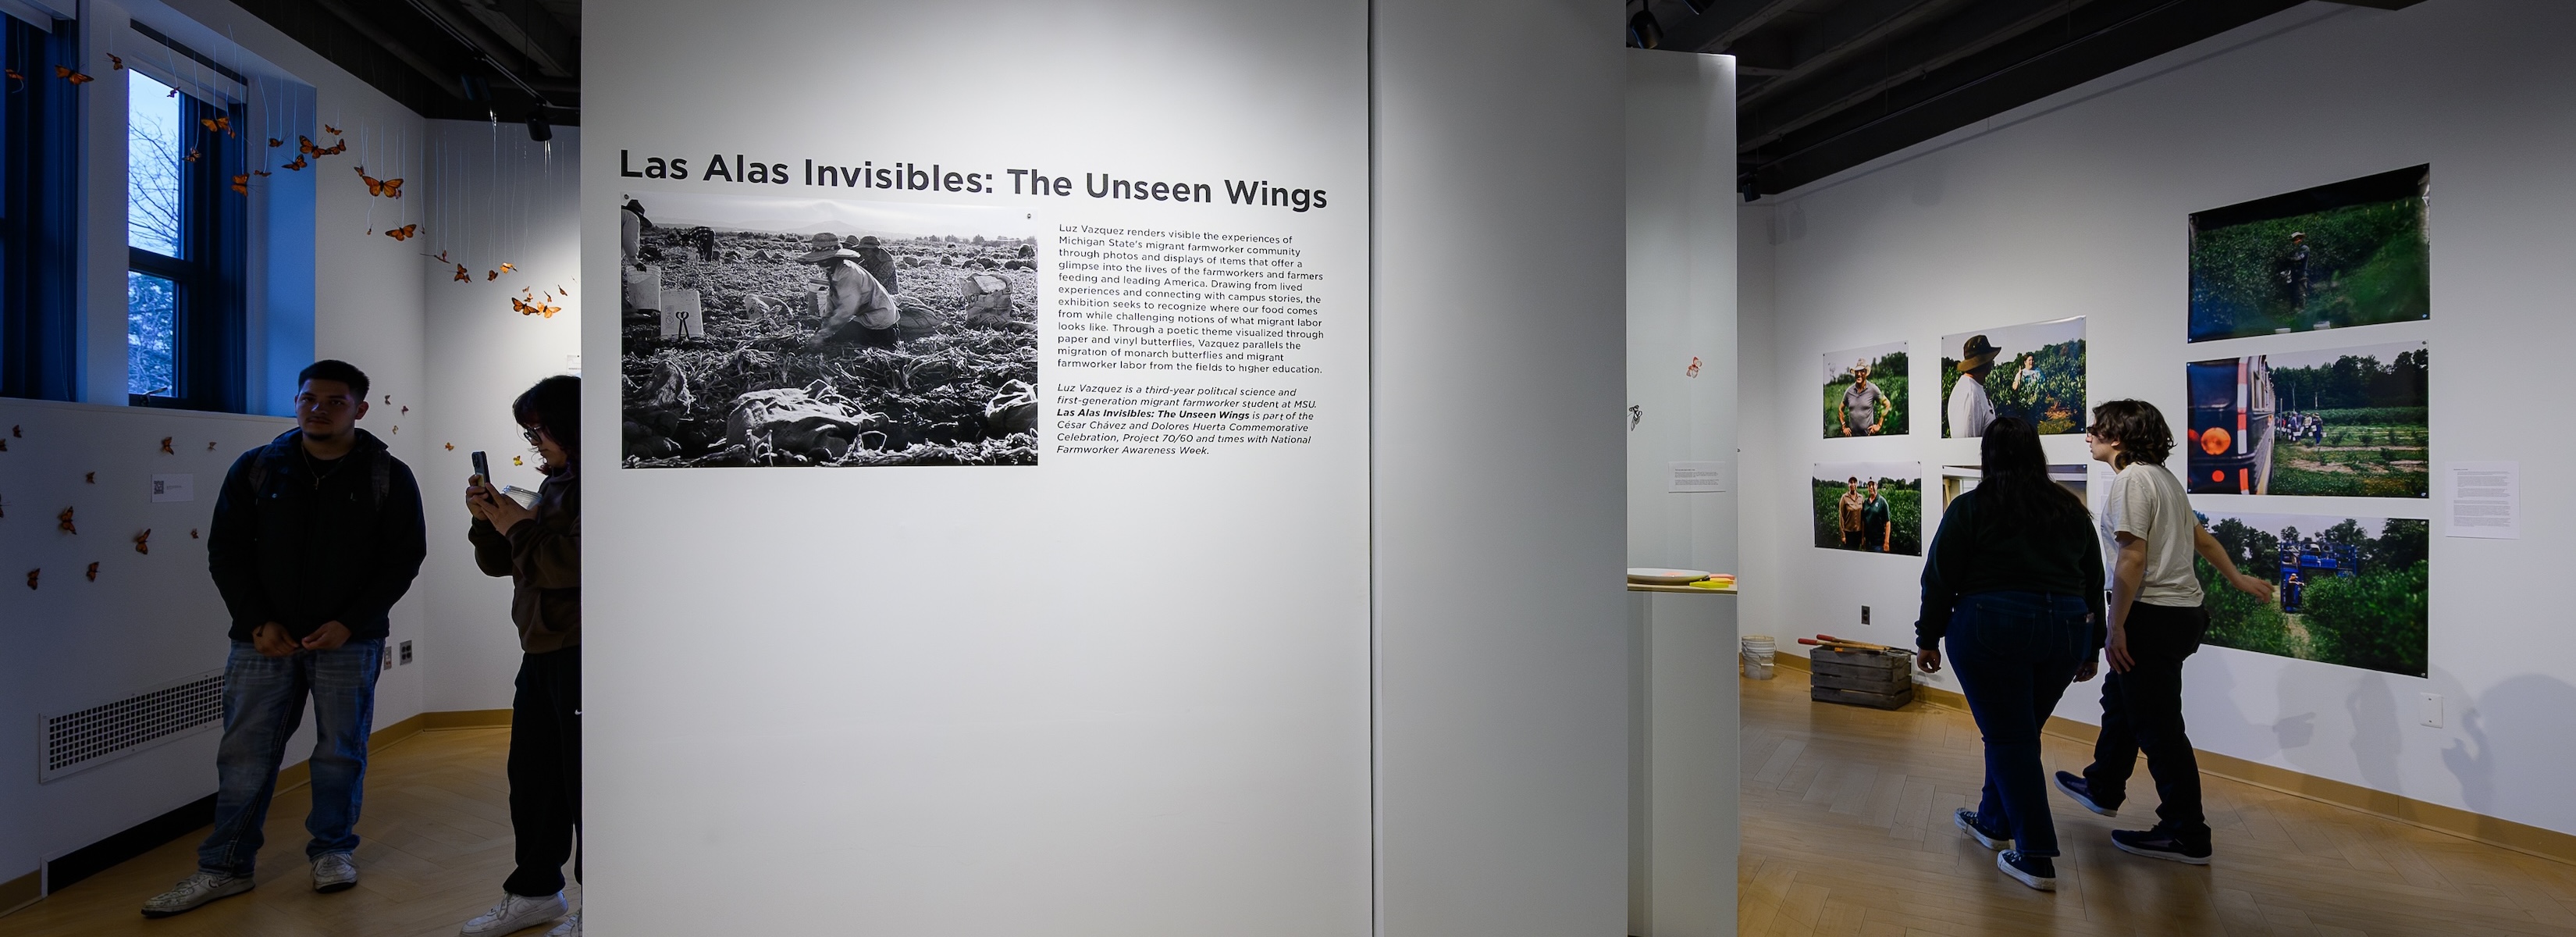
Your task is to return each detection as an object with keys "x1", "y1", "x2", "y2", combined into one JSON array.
[{"x1": 471, "y1": 450, "x2": 490, "y2": 482}]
